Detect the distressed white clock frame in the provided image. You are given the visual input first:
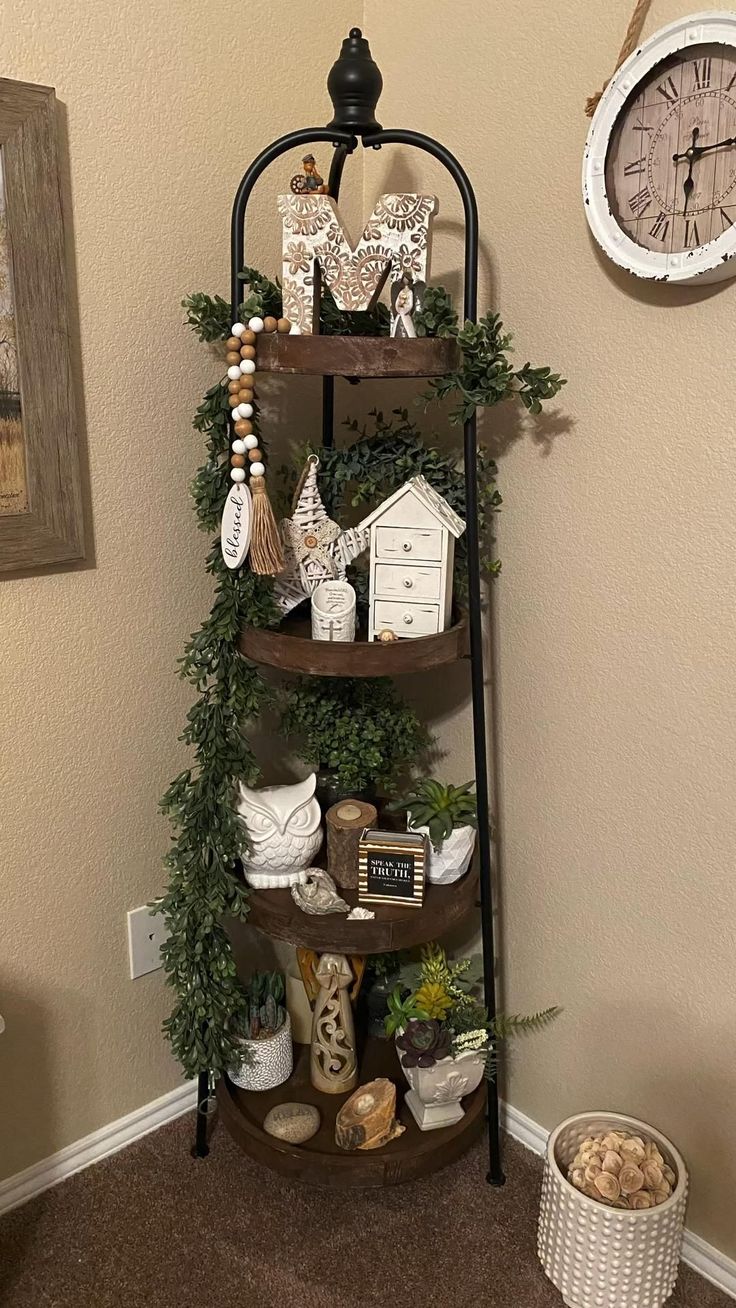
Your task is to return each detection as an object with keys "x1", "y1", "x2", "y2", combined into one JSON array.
[
  {"x1": 357, "y1": 477, "x2": 465, "y2": 642},
  {"x1": 583, "y1": 10, "x2": 736, "y2": 283}
]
